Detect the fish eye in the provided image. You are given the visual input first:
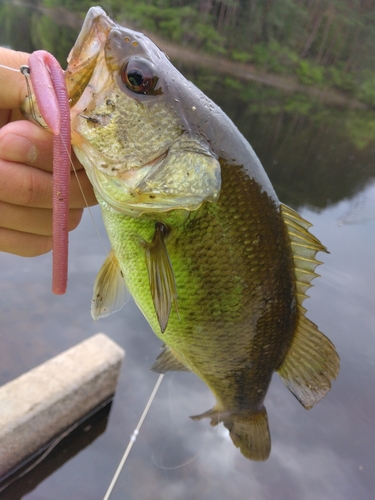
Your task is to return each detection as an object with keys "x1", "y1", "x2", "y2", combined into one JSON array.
[{"x1": 121, "y1": 57, "x2": 158, "y2": 95}]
